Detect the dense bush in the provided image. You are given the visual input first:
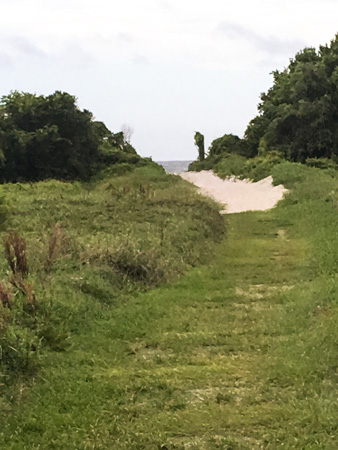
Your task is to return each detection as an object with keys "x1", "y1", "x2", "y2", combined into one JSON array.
[
  {"x1": 305, "y1": 157, "x2": 338, "y2": 170},
  {"x1": 191, "y1": 152, "x2": 285, "y2": 182},
  {"x1": 0, "y1": 91, "x2": 143, "y2": 182},
  {"x1": 208, "y1": 133, "x2": 254, "y2": 158},
  {"x1": 244, "y1": 35, "x2": 338, "y2": 161},
  {"x1": 190, "y1": 34, "x2": 338, "y2": 172}
]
